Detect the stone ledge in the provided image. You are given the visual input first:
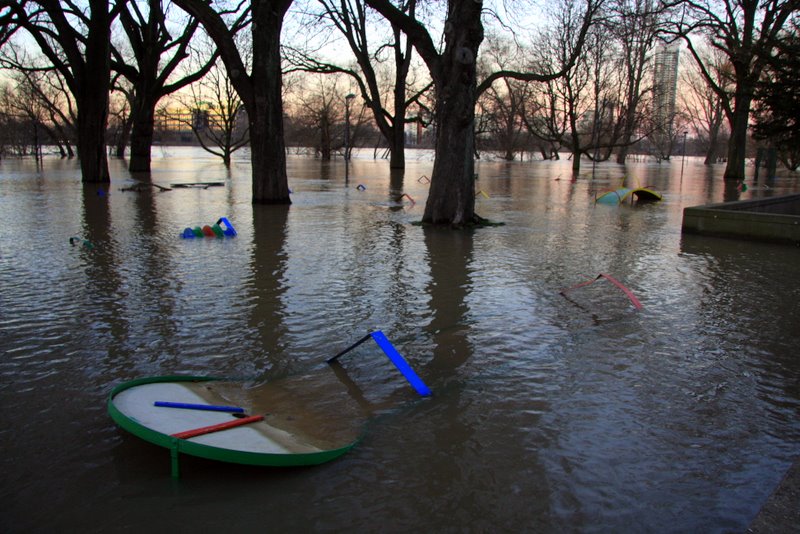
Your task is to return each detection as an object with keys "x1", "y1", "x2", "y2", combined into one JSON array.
[
  {"x1": 682, "y1": 194, "x2": 800, "y2": 245},
  {"x1": 748, "y1": 456, "x2": 800, "y2": 533}
]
